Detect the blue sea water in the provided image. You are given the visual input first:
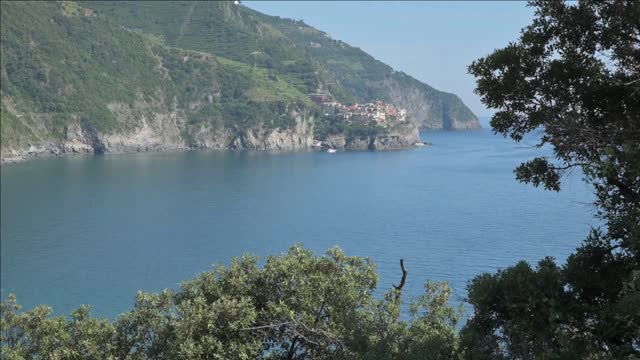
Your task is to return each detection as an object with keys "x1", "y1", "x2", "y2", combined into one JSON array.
[{"x1": 1, "y1": 129, "x2": 596, "y2": 318}]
